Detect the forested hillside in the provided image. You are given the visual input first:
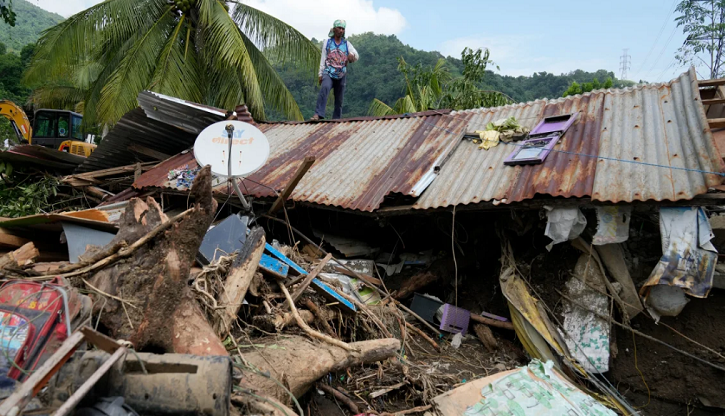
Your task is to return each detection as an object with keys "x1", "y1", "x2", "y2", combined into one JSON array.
[
  {"x1": 270, "y1": 33, "x2": 633, "y2": 120},
  {"x1": 0, "y1": 0, "x2": 63, "y2": 52}
]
